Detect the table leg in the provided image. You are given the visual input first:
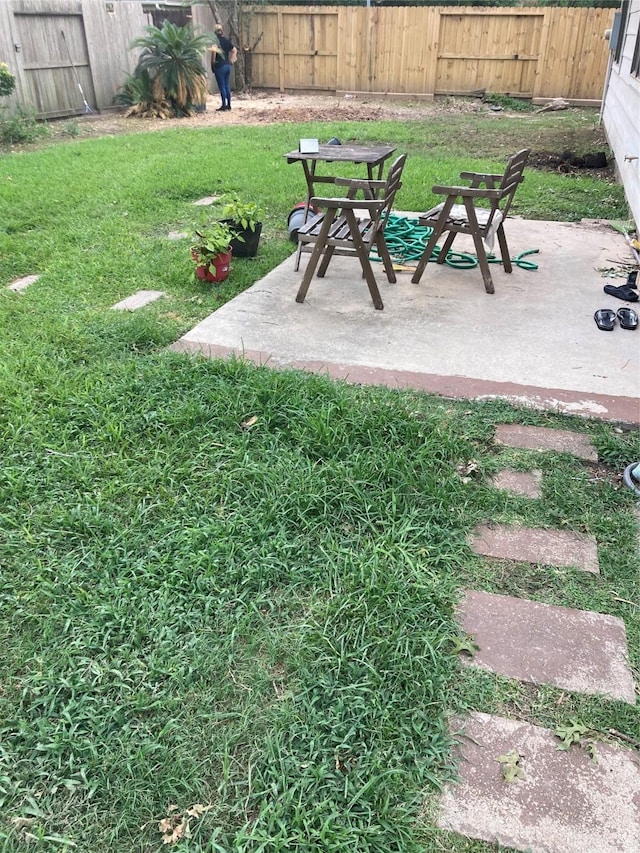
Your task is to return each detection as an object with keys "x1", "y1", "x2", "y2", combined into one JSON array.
[{"x1": 294, "y1": 159, "x2": 317, "y2": 271}]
